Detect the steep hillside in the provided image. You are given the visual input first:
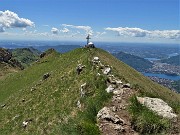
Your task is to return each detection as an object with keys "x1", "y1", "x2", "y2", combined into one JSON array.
[
  {"x1": 0, "y1": 48, "x2": 179, "y2": 135},
  {"x1": 161, "y1": 55, "x2": 180, "y2": 66},
  {"x1": 9, "y1": 47, "x2": 41, "y2": 67},
  {"x1": 113, "y1": 51, "x2": 153, "y2": 72}
]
